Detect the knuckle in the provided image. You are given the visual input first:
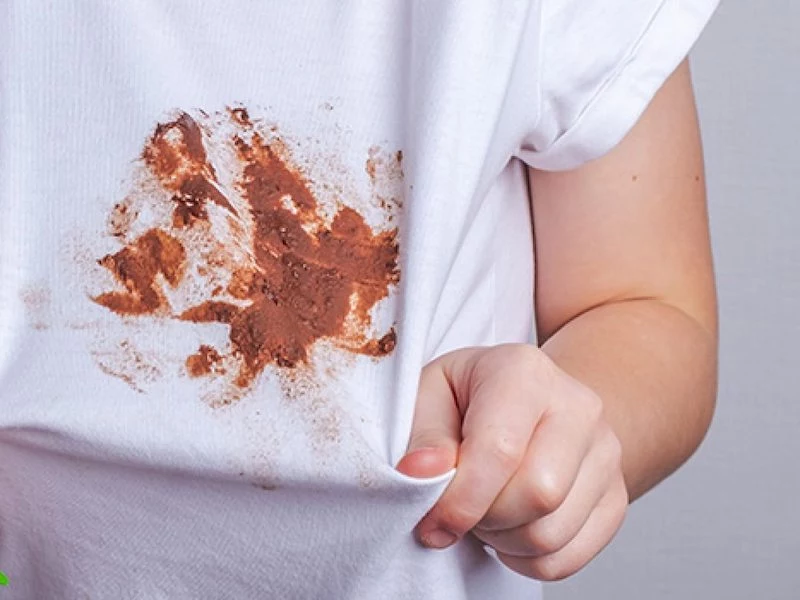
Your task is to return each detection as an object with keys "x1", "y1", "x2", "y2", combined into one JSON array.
[
  {"x1": 481, "y1": 430, "x2": 527, "y2": 474},
  {"x1": 525, "y1": 522, "x2": 569, "y2": 556},
  {"x1": 462, "y1": 427, "x2": 527, "y2": 476},
  {"x1": 528, "y1": 554, "x2": 575, "y2": 582},
  {"x1": 526, "y1": 471, "x2": 569, "y2": 515}
]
